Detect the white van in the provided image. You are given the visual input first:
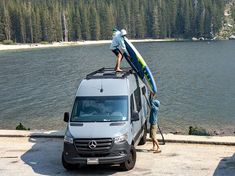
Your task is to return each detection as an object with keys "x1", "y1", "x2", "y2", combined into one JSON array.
[{"x1": 62, "y1": 67, "x2": 149, "y2": 171}]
